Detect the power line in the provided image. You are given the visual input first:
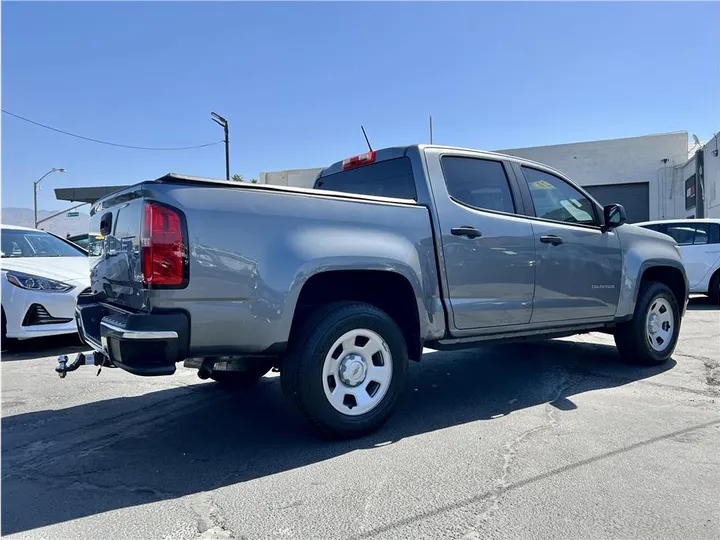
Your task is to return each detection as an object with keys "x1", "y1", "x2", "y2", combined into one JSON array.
[{"x1": 2, "y1": 109, "x2": 223, "y2": 151}]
